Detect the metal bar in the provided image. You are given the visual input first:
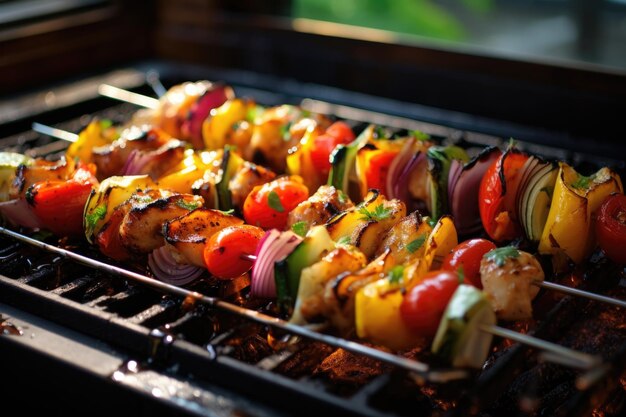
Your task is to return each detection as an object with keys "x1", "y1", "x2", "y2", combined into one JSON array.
[
  {"x1": 98, "y1": 84, "x2": 160, "y2": 110},
  {"x1": 479, "y1": 324, "x2": 600, "y2": 370},
  {"x1": 32, "y1": 122, "x2": 78, "y2": 142},
  {"x1": 0, "y1": 226, "x2": 465, "y2": 382},
  {"x1": 536, "y1": 280, "x2": 626, "y2": 309},
  {"x1": 146, "y1": 71, "x2": 167, "y2": 98}
]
